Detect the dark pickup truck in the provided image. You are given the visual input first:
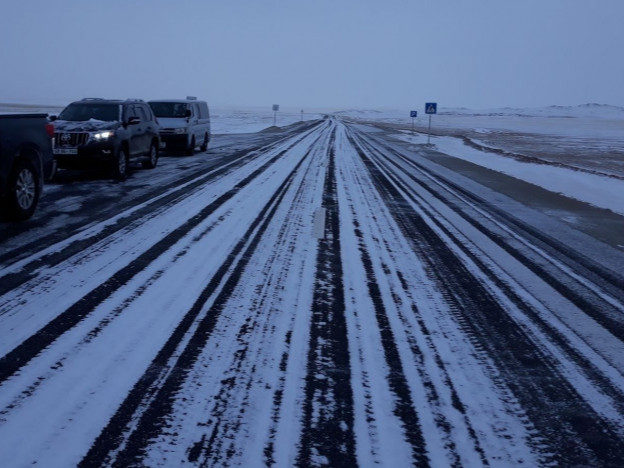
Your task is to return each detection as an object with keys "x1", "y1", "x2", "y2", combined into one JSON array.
[{"x1": 0, "y1": 114, "x2": 54, "y2": 220}]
